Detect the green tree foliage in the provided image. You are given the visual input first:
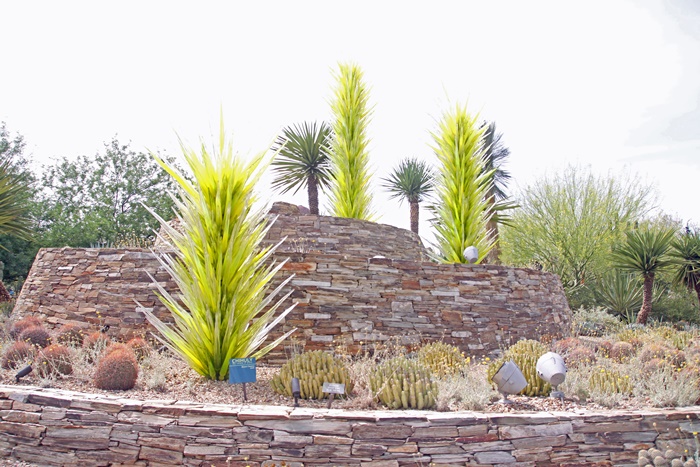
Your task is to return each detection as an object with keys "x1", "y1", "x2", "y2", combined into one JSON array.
[
  {"x1": 430, "y1": 104, "x2": 493, "y2": 263},
  {"x1": 671, "y1": 226, "x2": 700, "y2": 308},
  {"x1": 612, "y1": 227, "x2": 675, "y2": 325},
  {"x1": 381, "y1": 158, "x2": 434, "y2": 235},
  {"x1": 270, "y1": 121, "x2": 333, "y2": 215},
  {"x1": 142, "y1": 118, "x2": 296, "y2": 380},
  {"x1": 37, "y1": 138, "x2": 179, "y2": 247},
  {"x1": 328, "y1": 63, "x2": 375, "y2": 220},
  {"x1": 500, "y1": 167, "x2": 655, "y2": 295}
]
